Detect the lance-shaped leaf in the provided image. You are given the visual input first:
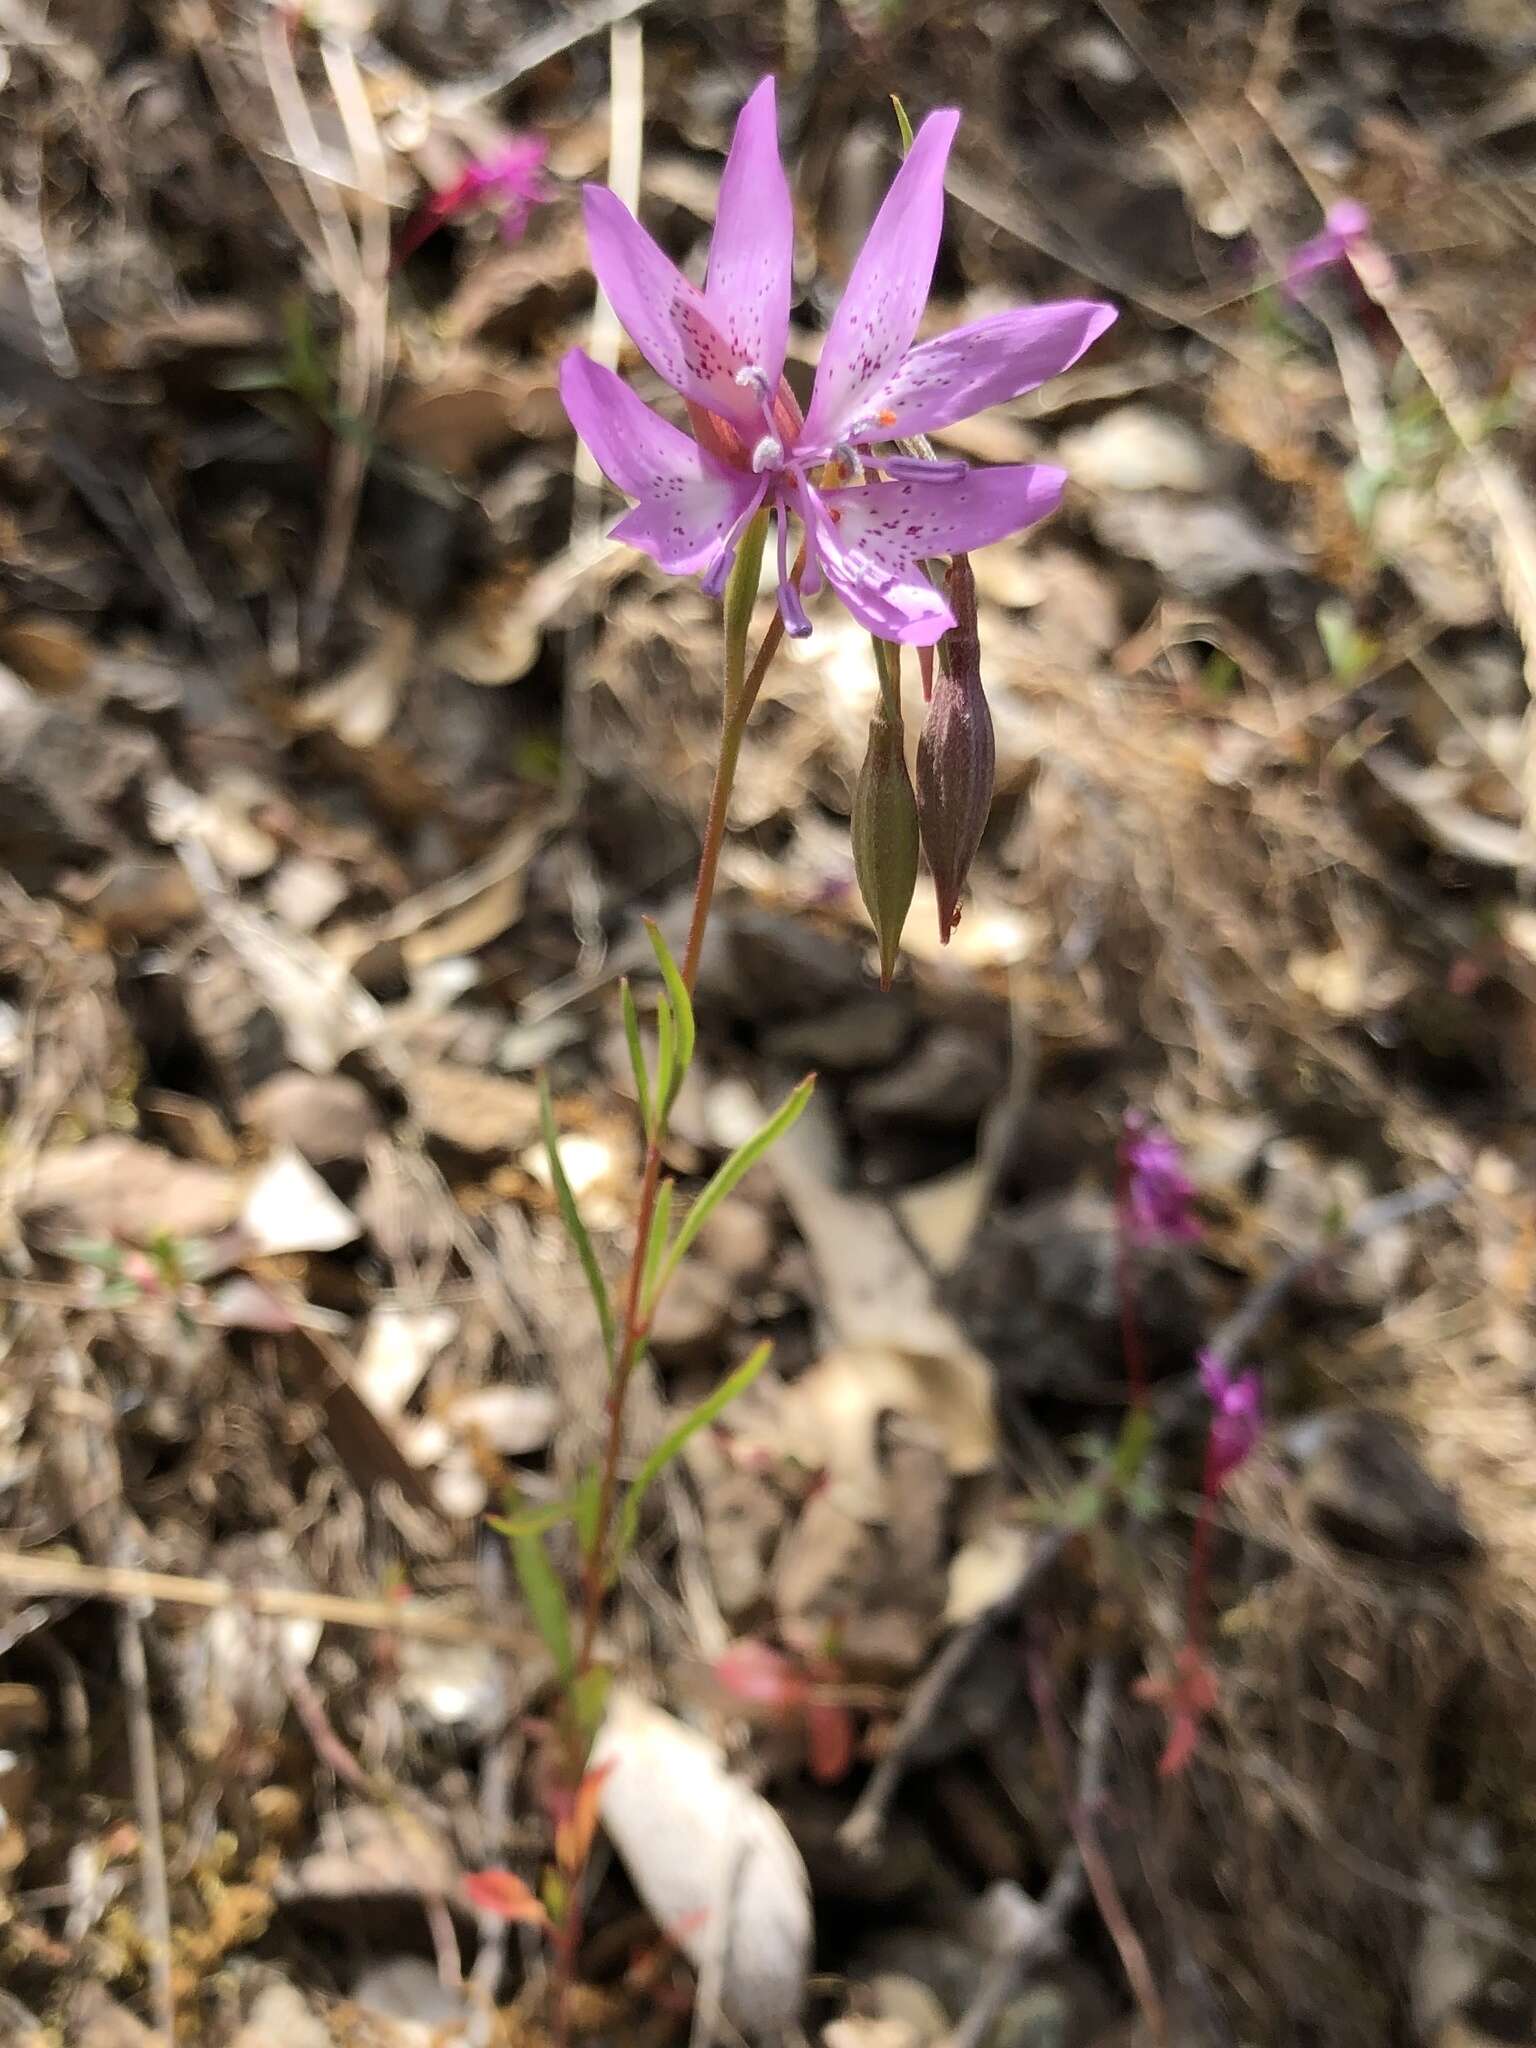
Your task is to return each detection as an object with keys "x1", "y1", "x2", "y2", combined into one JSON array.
[
  {"x1": 651, "y1": 1077, "x2": 813, "y2": 1304},
  {"x1": 538, "y1": 1079, "x2": 615, "y2": 1363},
  {"x1": 611, "y1": 1340, "x2": 774, "y2": 1575},
  {"x1": 645, "y1": 918, "x2": 696, "y2": 1091},
  {"x1": 621, "y1": 977, "x2": 654, "y2": 1138},
  {"x1": 510, "y1": 1524, "x2": 573, "y2": 1682}
]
